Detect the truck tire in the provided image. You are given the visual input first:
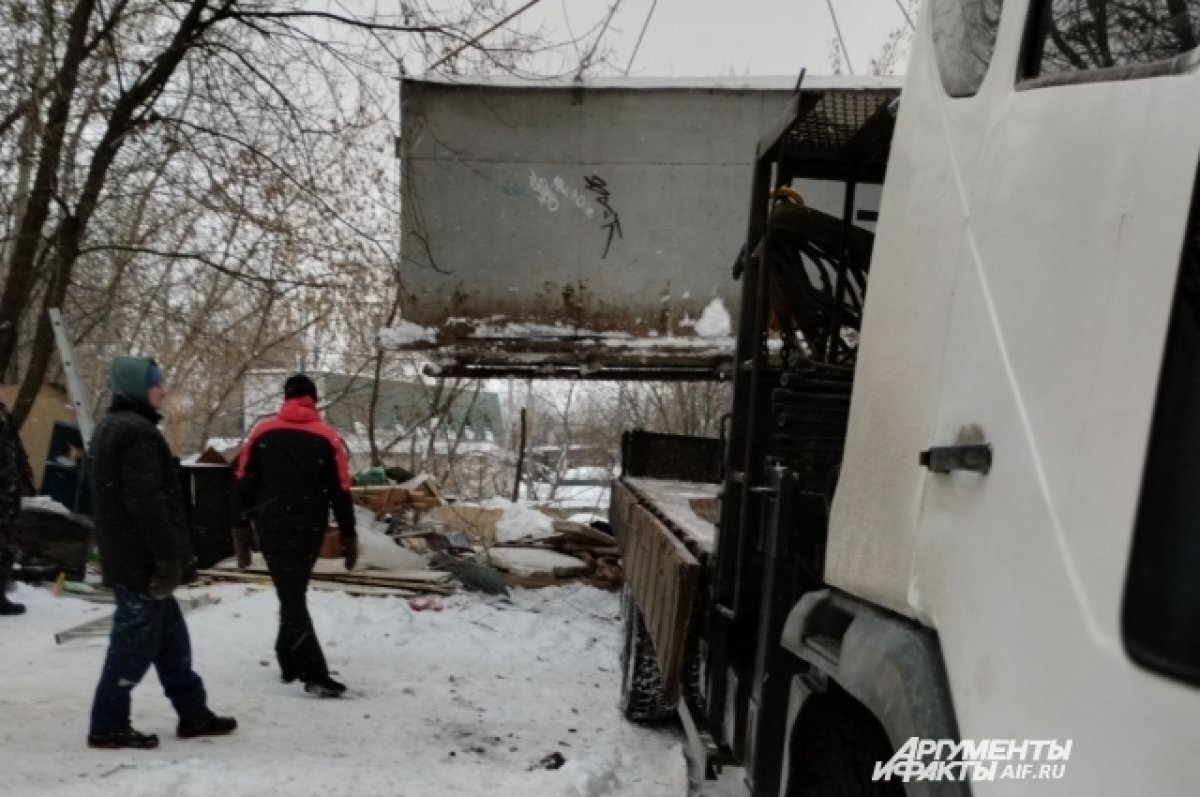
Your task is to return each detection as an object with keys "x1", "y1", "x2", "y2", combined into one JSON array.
[{"x1": 619, "y1": 587, "x2": 676, "y2": 723}]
